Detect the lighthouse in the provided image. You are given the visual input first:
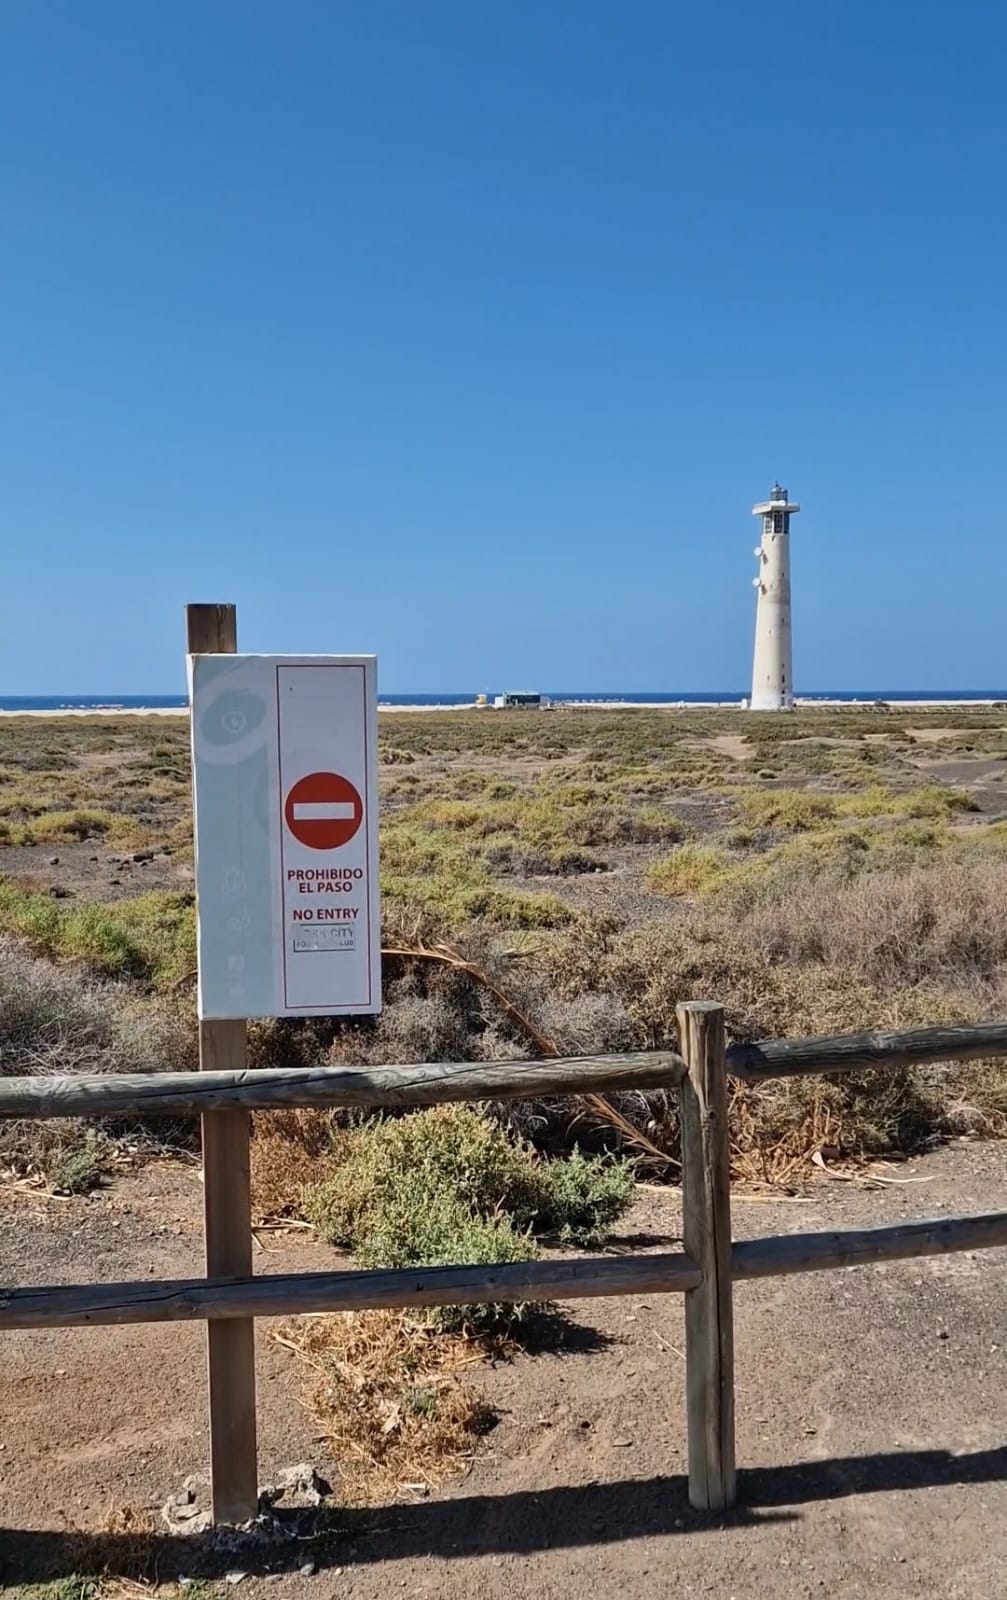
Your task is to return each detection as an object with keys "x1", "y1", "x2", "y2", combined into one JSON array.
[{"x1": 750, "y1": 482, "x2": 799, "y2": 711}]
